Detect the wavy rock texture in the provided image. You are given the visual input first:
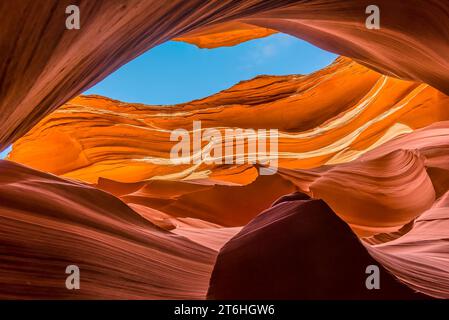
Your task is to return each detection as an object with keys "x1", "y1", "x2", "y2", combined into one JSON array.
[
  {"x1": 265, "y1": 122, "x2": 449, "y2": 298},
  {"x1": 1, "y1": 0, "x2": 449, "y2": 150},
  {"x1": 9, "y1": 57, "x2": 449, "y2": 184},
  {"x1": 2, "y1": 0, "x2": 449, "y2": 300},
  {"x1": 367, "y1": 192, "x2": 449, "y2": 299},
  {"x1": 209, "y1": 122, "x2": 449, "y2": 298},
  {"x1": 278, "y1": 122, "x2": 449, "y2": 215},
  {"x1": 7, "y1": 61, "x2": 449, "y2": 298},
  {"x1": 310, "y1": 149, "x2": 435, "y2": 236},
  {"x1": 97, "y1": 174, "x2": 297, "y2": 228},
  {"x1": 0, "y1": 160, "x2": 216, "y2": 299},
  {"x1": 208, "y1": 196, "x2": 427, "y2": 299}
]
